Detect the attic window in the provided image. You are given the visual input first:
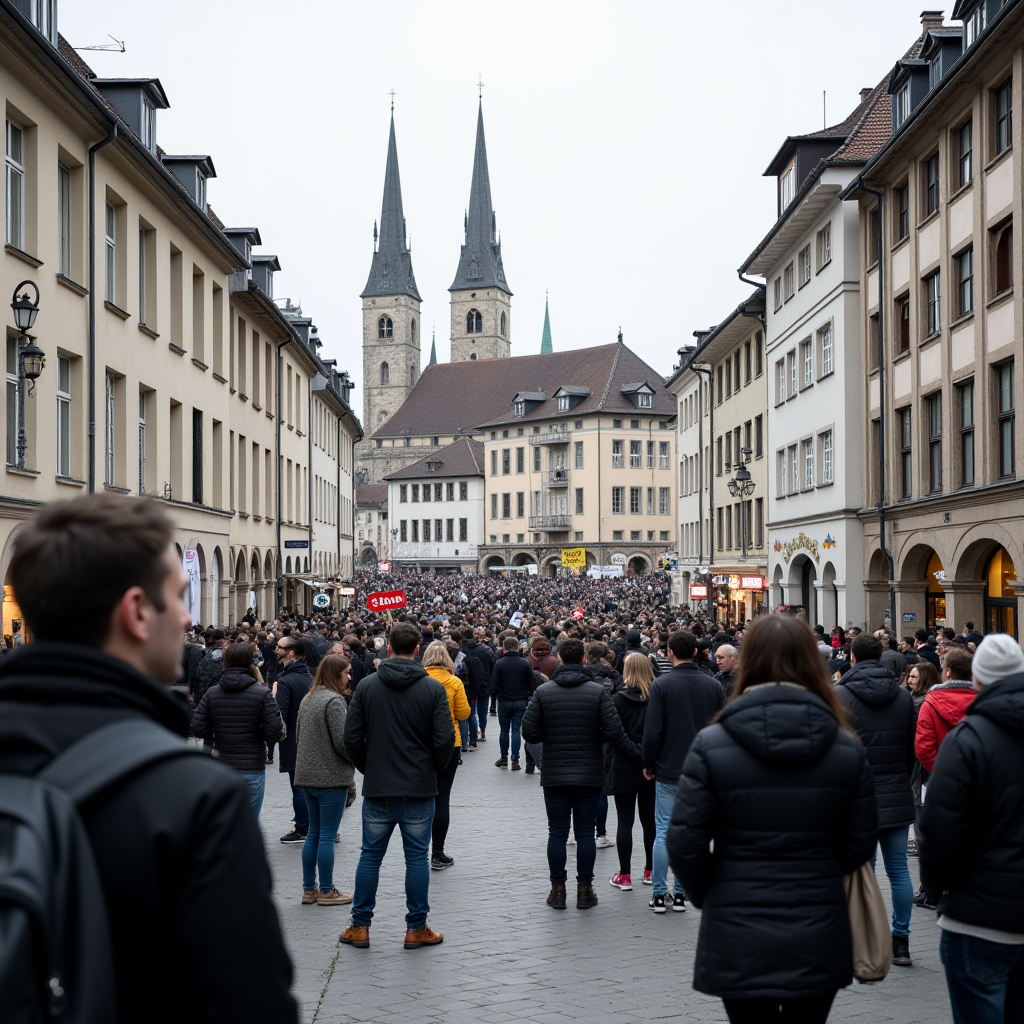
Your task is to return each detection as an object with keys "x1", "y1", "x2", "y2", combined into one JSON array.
[
  {"x1": 895, "y1": 83, "x2": 911, "y2": 128},
  {"x1": 965, "y1": 4, "x2": 984, "y2": 46},
  {"x1": 426, "y1": 461, "x2": 441, "y2": 472},
  {"x1": 513, "y1": 400, "x2": 525, "y2": 417},
  {"x1": 780, "y1": 165, "x2": 795, "y2": 210},
  {"x1": 557, "y1": 395, "x2": 570, "y2": 412},
  {"x1": 142, "y1": 97, "x2": 156, "y2": 151},
  {"x1": 196, "y1": 171, "x2": 207, "y2": 211},
  {"x1": 638, "y1": 392, "x2": 652, "y2": 409}
]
